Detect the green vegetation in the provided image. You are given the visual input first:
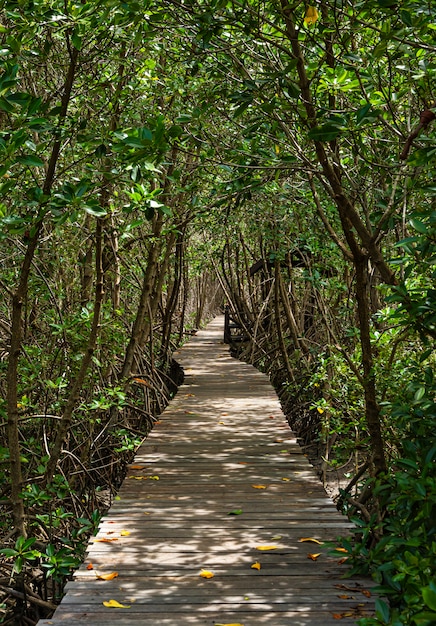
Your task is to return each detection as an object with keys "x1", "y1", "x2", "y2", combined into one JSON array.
[{"x1": 0, "y1": 0, "x2": 435, "y2": 623}]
